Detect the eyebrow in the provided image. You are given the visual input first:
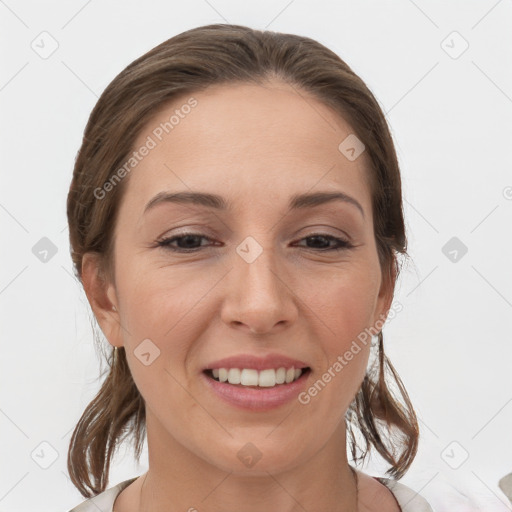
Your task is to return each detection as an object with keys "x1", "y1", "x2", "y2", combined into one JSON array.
[{"x1": 144, "y1": 190, "x2": 365, "y2": 219}]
